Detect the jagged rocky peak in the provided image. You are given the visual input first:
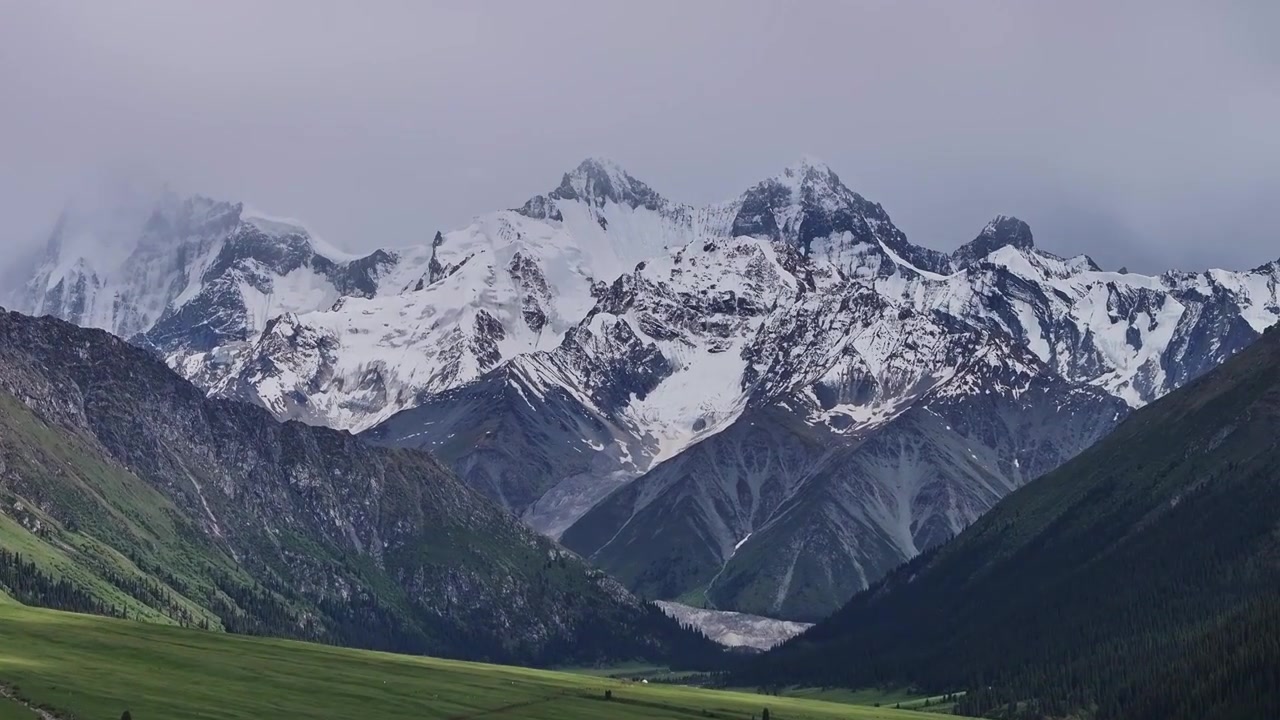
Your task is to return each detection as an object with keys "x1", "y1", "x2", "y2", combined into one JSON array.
[
  {"x1": 953, "y1": 215, "x2": 1104, "y2": 273},
  {"x1": 518, "y1": 157, "x2": 667, "y2": 219},
  {"x1": 982, "y1": 214, "x2": 1035, "y2": 249},
  {"x1": 740, "y1": 156, "x2": 851, "y2": 209},
  {"x1": 15, "y1": 184, "x2": 410, "y2": 365},
  {"x1": 142, "y1": 193, "x2": 243, "y2": 240},
  {"x1": 14, "y1": 189, "x2": 243, "y2": 337},
  {"x1": 952, "y1": 214, "x2": 1035, "y2": 268},
  {"x1": 732, "y1": 157, "x2": 953, "y2": 274},
  {"x1": 733, "y1": 156, "x2": 864, "y2": 243},
  {"x1": 169, "y1": 199, "x2": 394, "y2": 285},
  {"x1": 35, "y1": 190, "x2": 171, "y2": 271},
  {"x1": 778, "y1": 155, "x2": 846, "y2": 194}
]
